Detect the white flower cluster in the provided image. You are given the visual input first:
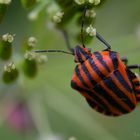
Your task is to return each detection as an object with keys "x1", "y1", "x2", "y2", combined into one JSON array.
[
  {"x1": 2, "y1": 33, "x2": 14, "y2": 43},
  {"x1": 53, "y1": 11, "x2": 64, "y2": 23},
  {"x1": 0, "y1": 0, "x2": 11, "y2": 4},
  {"x1": 74, "y1": 0, "x2": 101, "y2": 5},
  {"x1": 86, "y1": 9, "x2": 96, "y2": 18},
  {"x1": 4, "y1": 62, "x2": 16, "y2": 72},
  {"x1": 46, "y1": 3, "x2": 64, "y2": 24},
  {"x1": 74, "y1": 0, "x2": 85, "y2": 5},
  {"x1": 74, "y1": 0, "x2": 100, "y2": 37},
  {"x1": 86, "y1": 25, "x2": 96, "y2": 36},
  {"x1": 24, "y1": 51, "x2": 36, "y2": 60},
  {"x1": 89, "y1": 0, "x2": 100, "y2": 5},
  {"x1": 37, "y1": 54, "x2": 48, "y2": 64},
  {"x1": 28, "y1": 11, "x2": 39, "y2": 21},
  {"x1": 28, "y1": 36, "x2": 37, "y2": 48}
]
